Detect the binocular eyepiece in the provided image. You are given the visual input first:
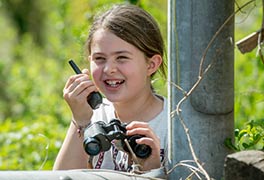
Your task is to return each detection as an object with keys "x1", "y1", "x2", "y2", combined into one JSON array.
[{"x1": 83, "y1": 119, "x2": 152, "y2": 159}]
